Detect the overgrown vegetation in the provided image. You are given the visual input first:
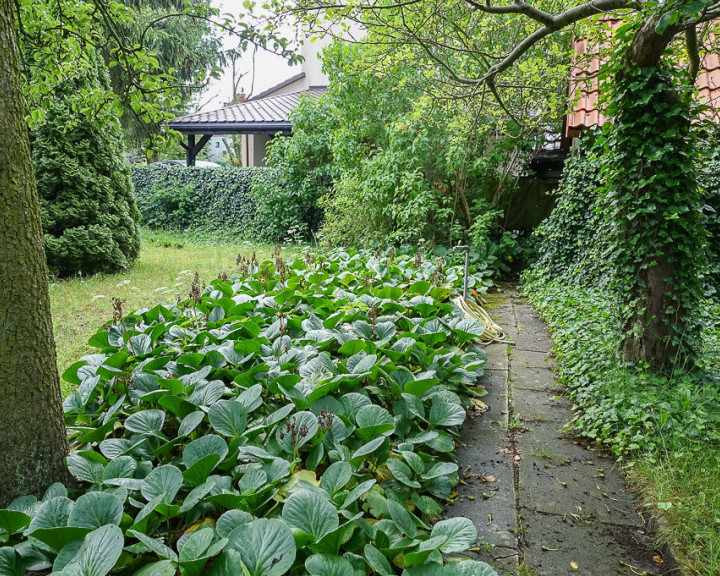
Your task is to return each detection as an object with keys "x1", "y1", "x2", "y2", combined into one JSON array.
[
  {"x1": 525, "y1": 81, "x2": 720, "y2": 571},
  {"x1": 257, "y1": 39, "x2": 566, "y2": 248},
  {"x1": 3, "y1": 245, "x2": 498, "y2": 576}
]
